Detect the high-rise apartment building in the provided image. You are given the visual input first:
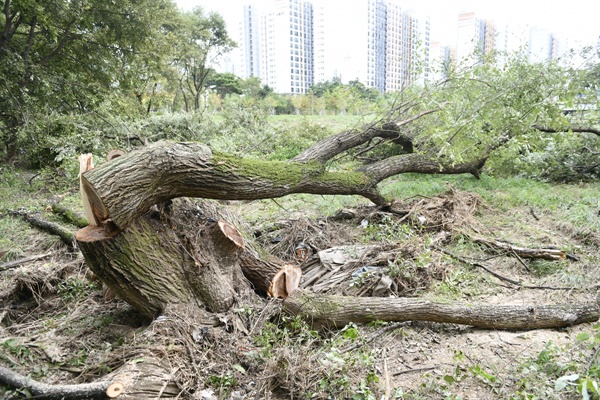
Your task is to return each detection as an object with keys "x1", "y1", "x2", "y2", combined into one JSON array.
[
  {"x1": 256, "y1": 0, "x2": 313, "y2": 94},
  {"x1": 385, "y1": 5, "x2": 430, "y2": 91},
  {"x1": 239, "y1": 0, "x2": 430, "y2": 94},
  {"x1": 312, "y1": 0, "x2": 428, "y2": 91},
  {"x1": 239, "y1": 5, "x2": 261, "y2": 78},
  {"x1": 456, "y1": 12, "x2": 497, "y2": 62}
]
